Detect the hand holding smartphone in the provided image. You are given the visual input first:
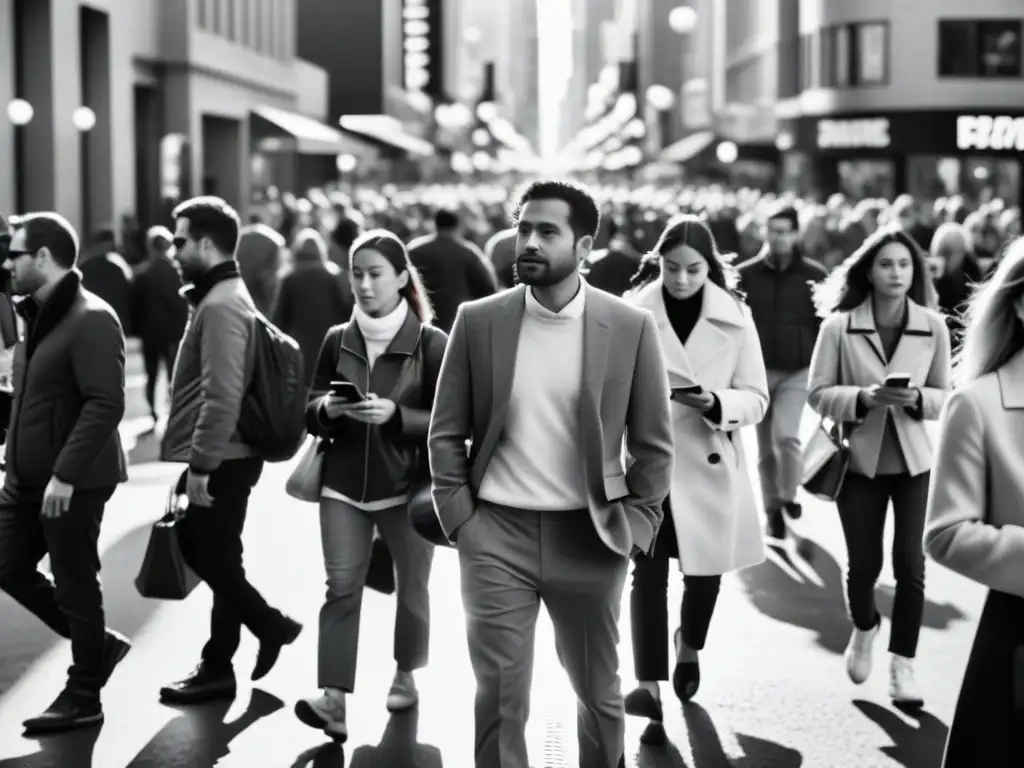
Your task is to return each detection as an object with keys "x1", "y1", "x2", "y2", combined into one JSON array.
[
  {"x1": 329, "y1": 380, "x2": 367, "y2": 404},
  {"x1": 883, "y1": 373, "x2": 911, "y2": 389},
  {"x1": 671, "y1": 384, "x2": 704, "y2": 399}
]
